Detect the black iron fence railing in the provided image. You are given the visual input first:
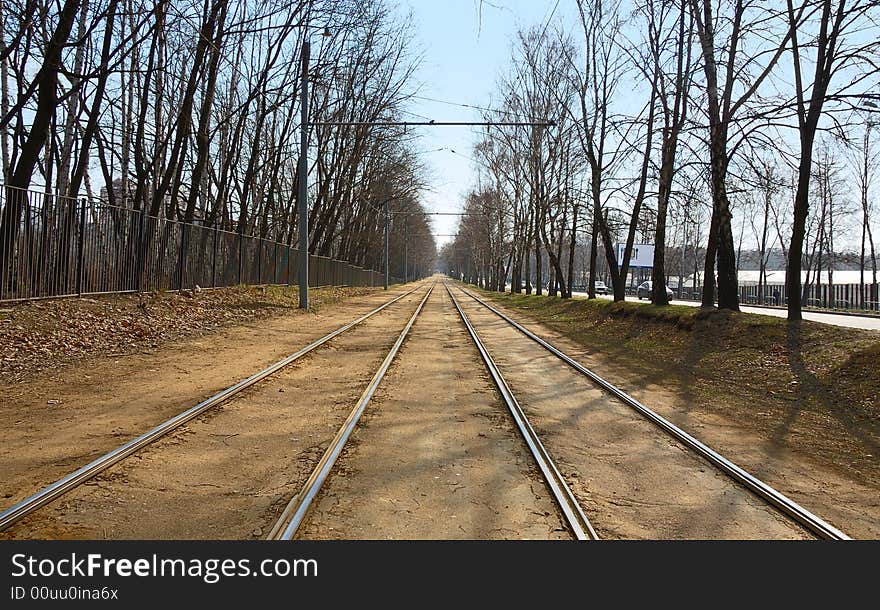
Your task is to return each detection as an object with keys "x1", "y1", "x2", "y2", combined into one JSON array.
[
  {"x1": 665, "y1": 281, "x2": 879, "y2": 311},
  {"x1": 735, "y1": 282, "x2": 879, "y2": 311},
  {"x1": 0, "y1": 184, "x2": 399, "y2": 302},
  {"x1": 562, "y1": 274, "x2": 879, "y2": 313}
]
